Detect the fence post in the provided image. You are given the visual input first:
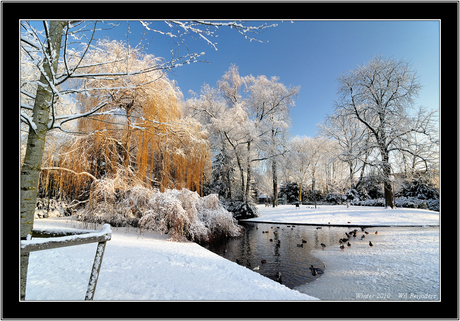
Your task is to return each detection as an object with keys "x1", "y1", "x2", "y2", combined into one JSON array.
[{"x1": 85, "y1": 240, "x2": 107, "y2": 300}]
